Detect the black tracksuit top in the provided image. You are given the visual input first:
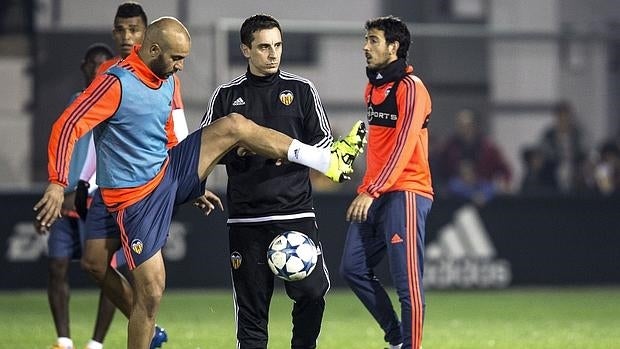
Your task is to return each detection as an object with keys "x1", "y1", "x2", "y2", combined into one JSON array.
[{"x1": 201, "y1": 69, "x2": 333, "y2": 223}]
